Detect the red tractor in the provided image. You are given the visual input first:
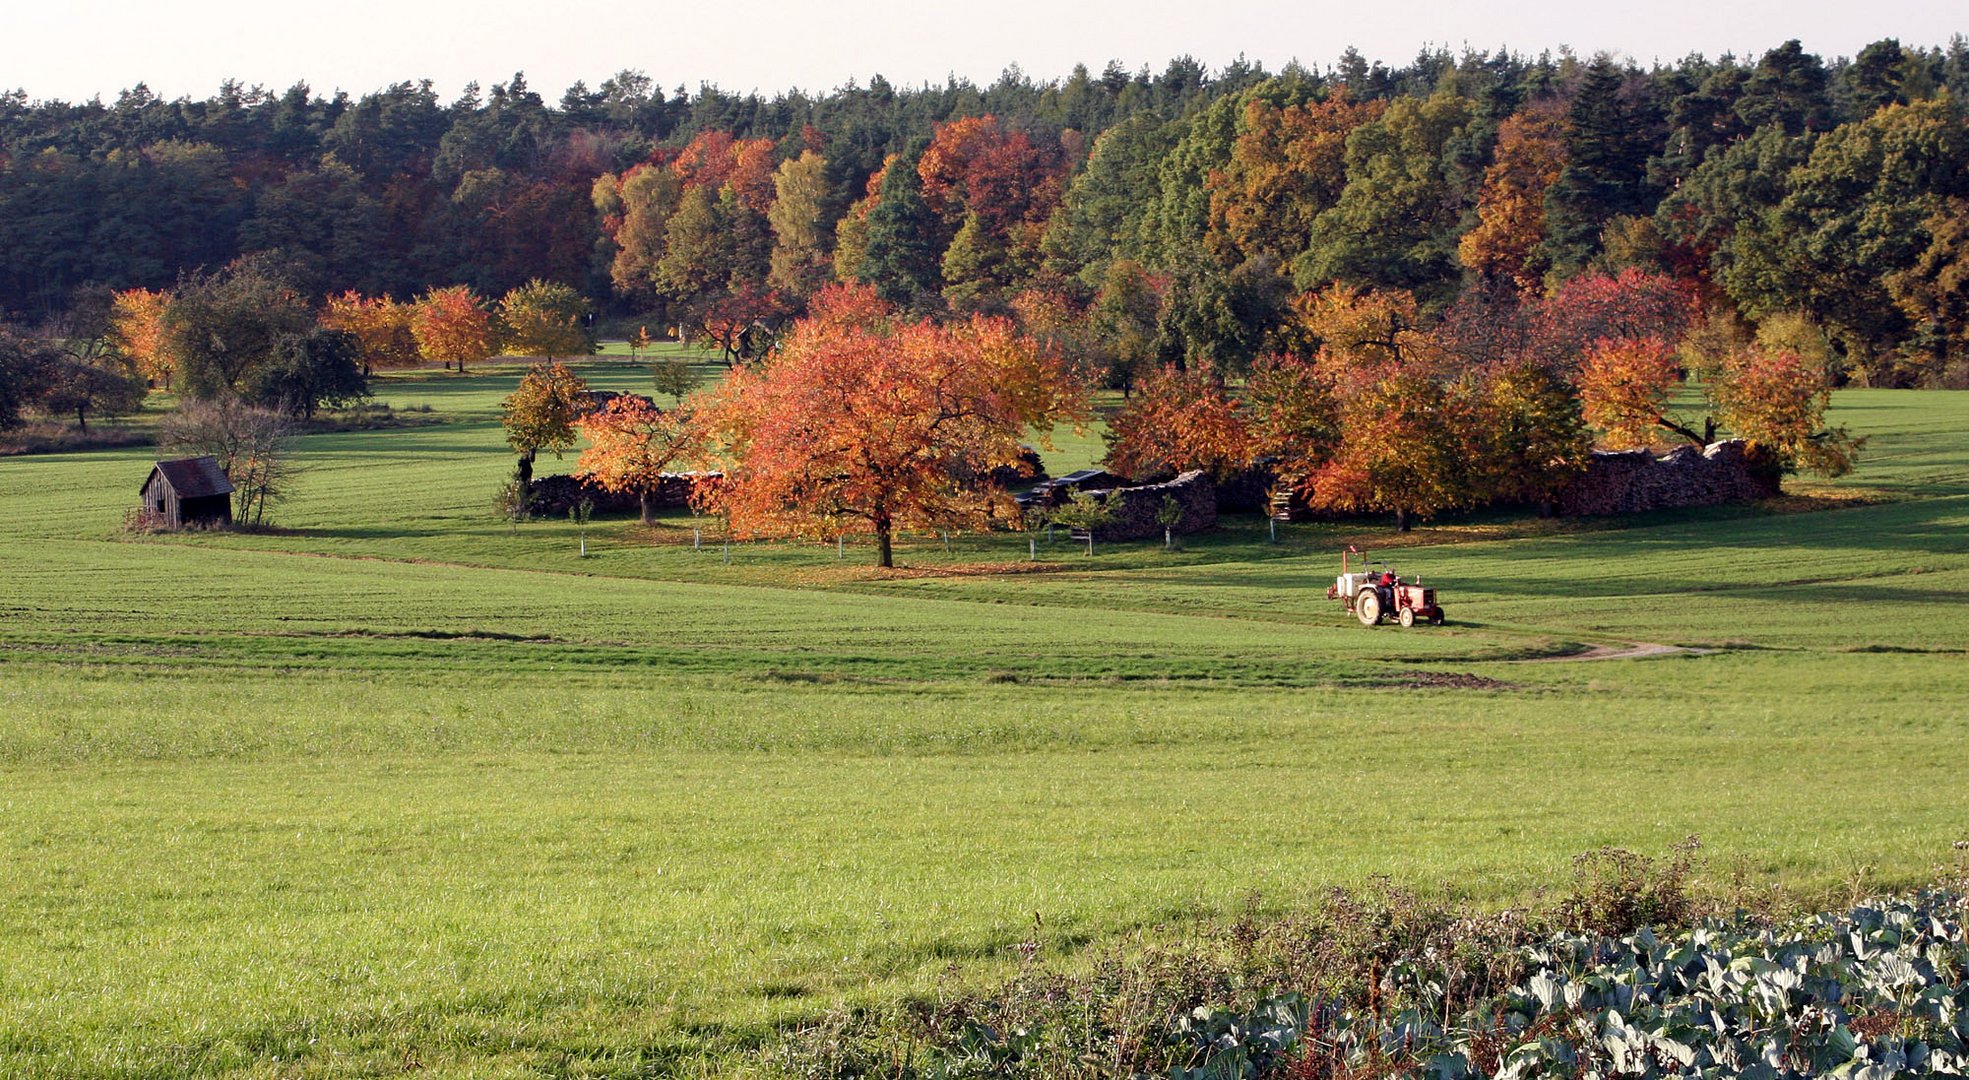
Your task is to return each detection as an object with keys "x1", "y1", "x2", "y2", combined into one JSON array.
[{"x1": 1325, "y1": 547, "x2": 1445, "y2": 628}]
